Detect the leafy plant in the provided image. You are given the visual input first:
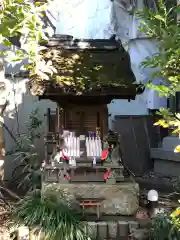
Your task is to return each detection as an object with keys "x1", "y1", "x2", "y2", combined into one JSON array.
[
  {"x1": 11, "y1": 189, "x2": 91, "y2": 240},
  {"x1": 154, "y1": 108, "x2": 180, "y2": 133},
  {"x1": 7, "y1": 108, "x2": 43, "y2": 191},
  {"x1": 150, "y1": 214, "x2": 180, "y2": 240},
  {"x1": 137, "y1": 1, "x2": 180, "y2": 145},
  {"x1": 138, "y1": 1, "x2": 180, "y2": 96},
  {"x1": 0, "y1": 0, "x2": 57, "y2": 78}
]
